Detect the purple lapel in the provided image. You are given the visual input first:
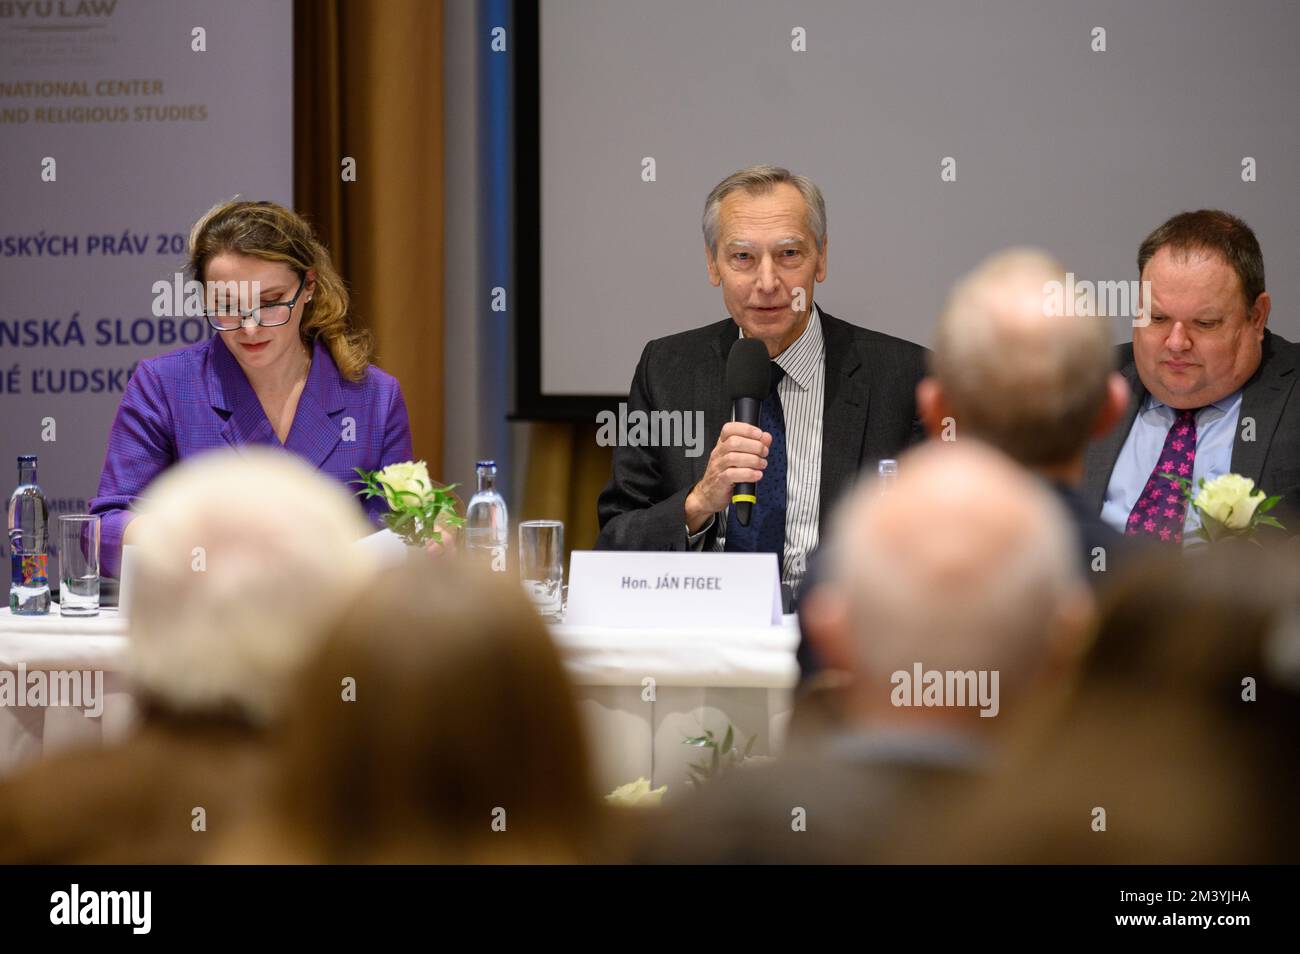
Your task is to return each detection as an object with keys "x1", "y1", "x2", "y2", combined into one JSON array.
[
  {"x1": 209, "y1": 334, "x2": 277, "y2": 448},
  {"x1": 207, "y1": 335, "x2": 344, "y2": 469},
  {"x1": 283, "y1": 337, "x2": 345, "y2": 469}
]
